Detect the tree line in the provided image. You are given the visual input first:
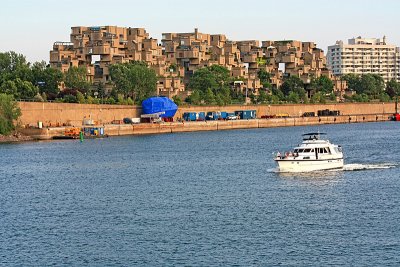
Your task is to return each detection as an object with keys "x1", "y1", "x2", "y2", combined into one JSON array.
[
  {"x1": 341, "y1": 73, "x2": 400, "y2": 102},
  {"x1": 0, "y1": 51, "x2": 157, "y2": 105},
  {"x1": 2, "y1": 50, "x2": 400, "y2": 107},
  {"x1": 2, "y1": 50, "x2": 400, "y2": 134}
]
